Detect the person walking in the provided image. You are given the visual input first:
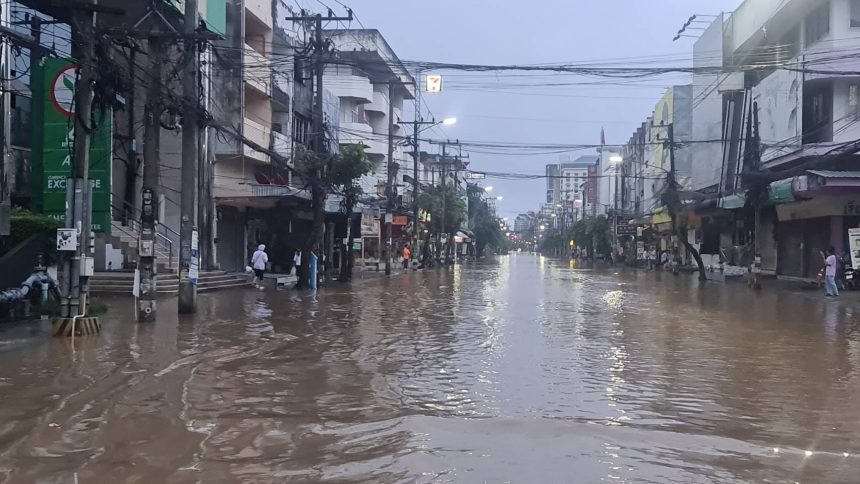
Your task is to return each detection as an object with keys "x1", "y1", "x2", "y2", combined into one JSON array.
[
  {"x1": 823, "y1": 247, "x2": 839, "y2": 297},
  {"x1": 251, "y1": 244, "x2": 269, "y2": 290},
  {"x1": 402, "y1": 243, "x2": 411, "y2": 270}
]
